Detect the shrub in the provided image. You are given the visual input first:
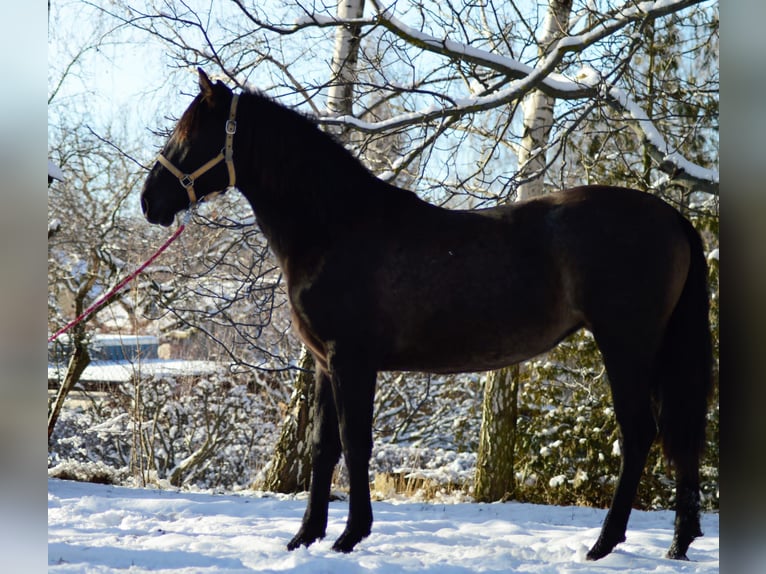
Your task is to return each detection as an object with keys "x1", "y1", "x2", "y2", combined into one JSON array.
[{"x1": 49, "y1": 372, "x2": 283, "y2": 490}]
